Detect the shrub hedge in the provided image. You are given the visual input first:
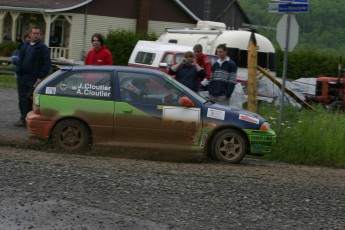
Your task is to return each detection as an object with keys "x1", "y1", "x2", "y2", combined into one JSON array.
[
  {"x1": 104, "y1": 30, "x2": 157, "y2": 66},
  {"x1": 0, "y1": 41, "x2": 18, "y2": 57},
  {"x1": 275, "y1": 48, "x2": 341, "y2": 79}
]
